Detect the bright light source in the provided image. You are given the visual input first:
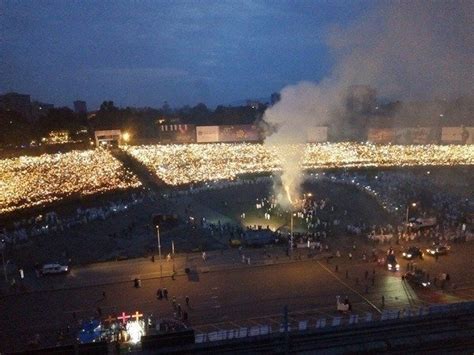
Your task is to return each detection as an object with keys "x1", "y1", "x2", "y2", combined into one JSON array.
[
  {"x1": 126, "y1": 321, "x2": 144, "y2": 344},
  {"x1": 122, "y1": 132, "x2": 130, "y2": 142},
  {"x1": 412, "y1": 203, "x2": 417, "y2": 207}
]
